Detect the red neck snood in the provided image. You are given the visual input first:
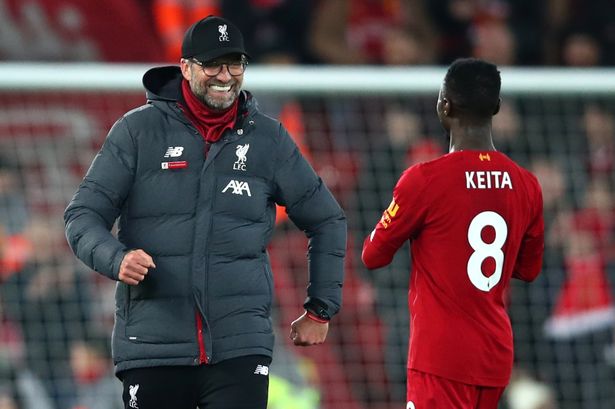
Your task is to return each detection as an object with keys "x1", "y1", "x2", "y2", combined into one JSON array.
[{"x1": 180, "y1": 79, "x2": 239, "y2": 143}]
